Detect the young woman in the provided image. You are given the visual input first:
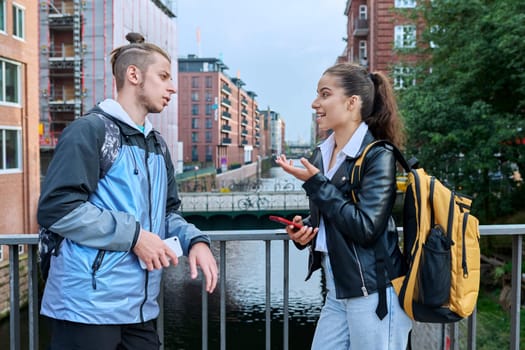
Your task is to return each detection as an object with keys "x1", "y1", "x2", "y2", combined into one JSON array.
[{"x1": 276, "y1": 63, "x2": 412, "y2": 349}]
